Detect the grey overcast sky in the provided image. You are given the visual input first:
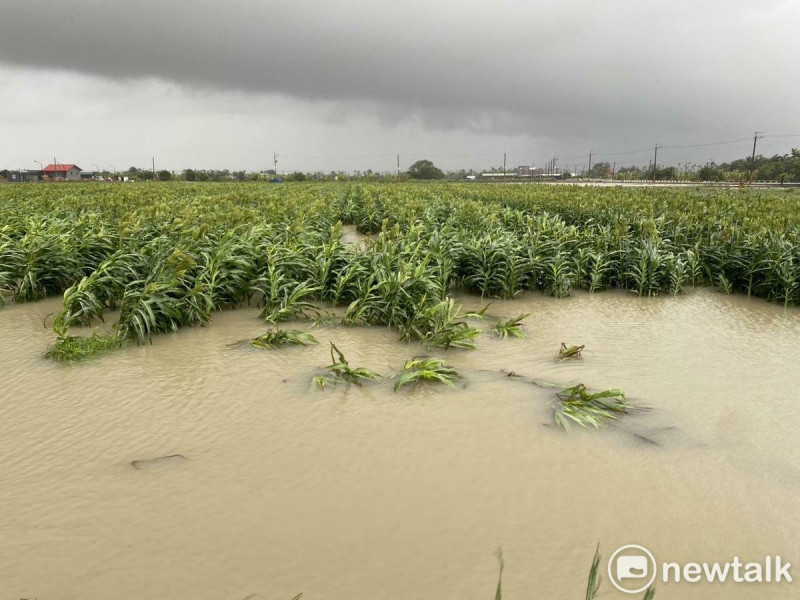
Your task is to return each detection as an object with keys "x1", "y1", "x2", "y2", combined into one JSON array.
[{"x1": 1, "y1": 0, "x2": 798, "y2": 173}]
